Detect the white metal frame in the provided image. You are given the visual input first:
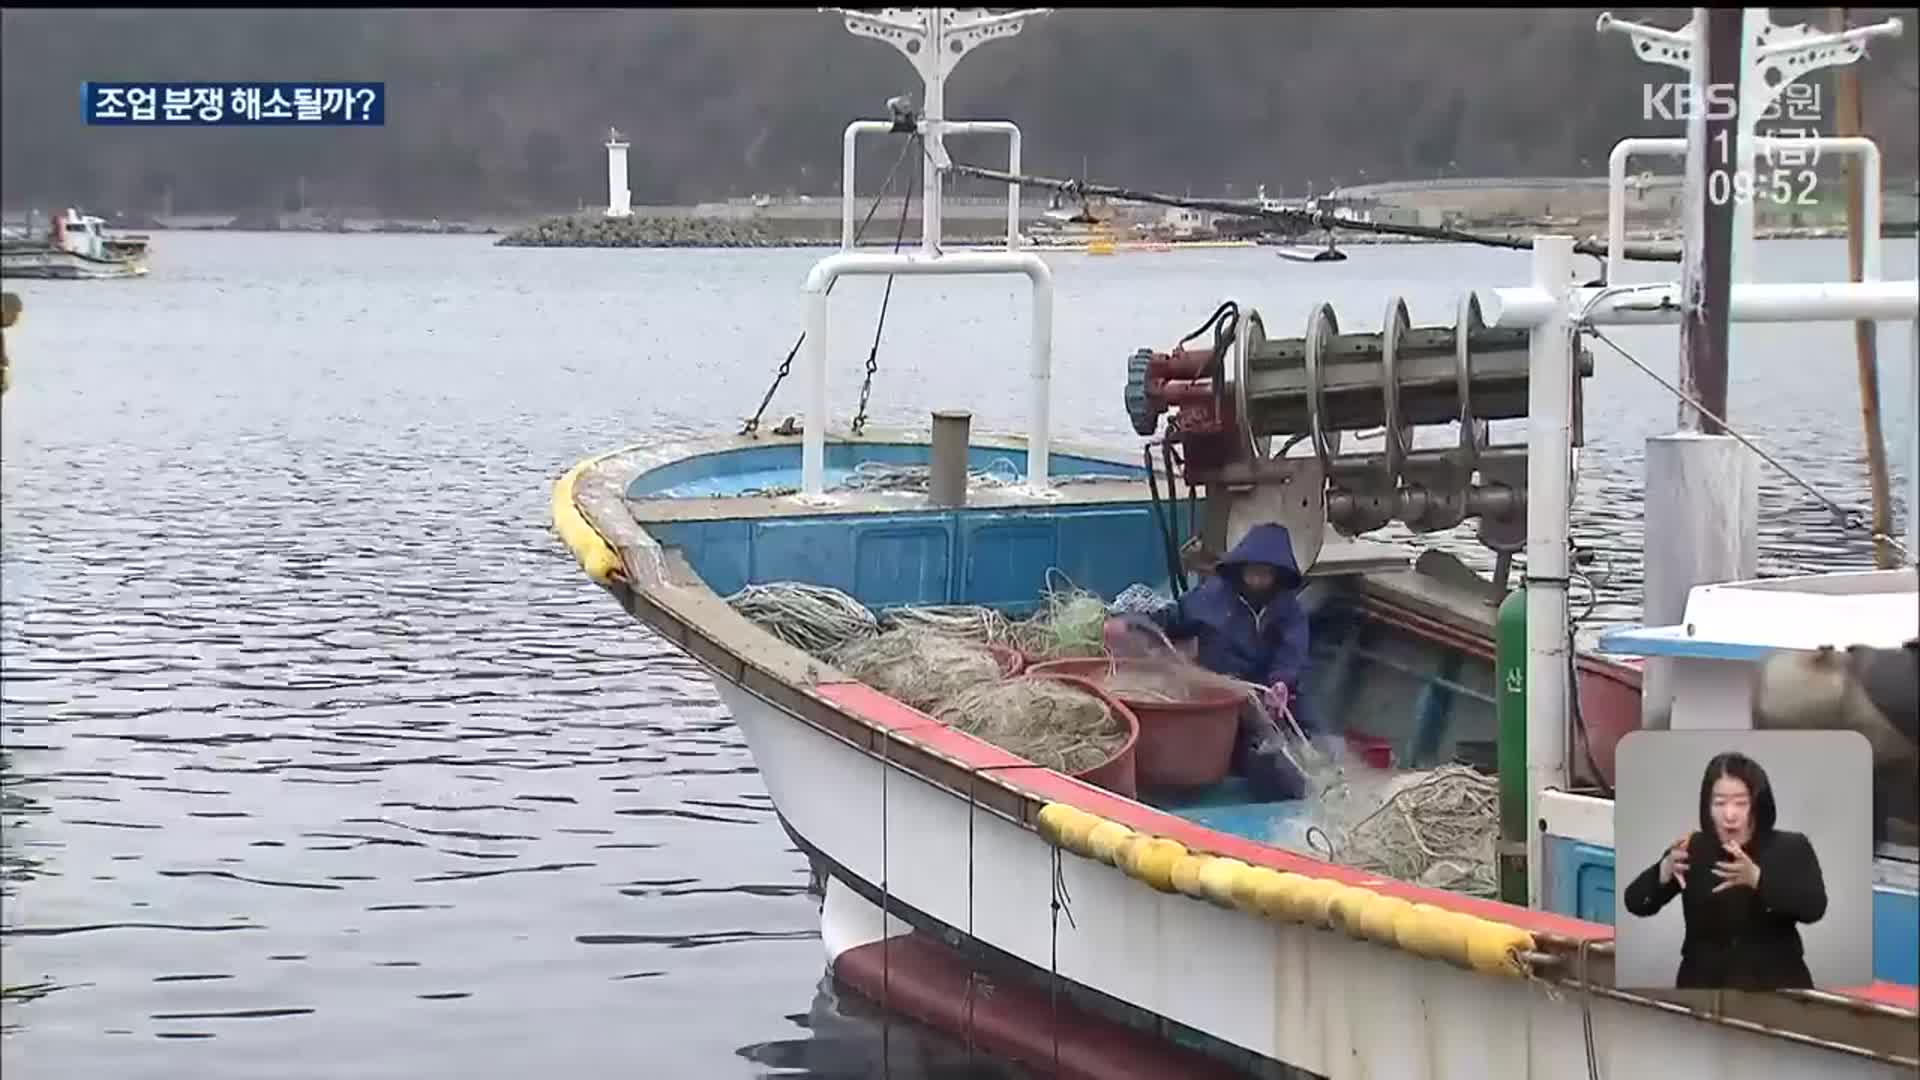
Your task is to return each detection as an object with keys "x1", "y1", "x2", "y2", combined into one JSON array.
[
  {"x1": 799, "y1": 251, "x2": 1055, "y2": 500},
  {"x1": 833, "y1": 7, "x2": 1048, "y2": 255},
  {"x1": 800, "y1": 9, "x2": 1055, "y2": 501},
  {"x1": 843, "y1": 119, "x2": 1022, "y2": 251},
  {"x1": 1597, "y1": 9, "x2": 1903, "y2": 282},
  {"x1": 1481, "y1": 238, "x2": 1920, "y2": 901},
  {"x1": 1605, "y1": 135, "x2": 1884, "y2": 285}
]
